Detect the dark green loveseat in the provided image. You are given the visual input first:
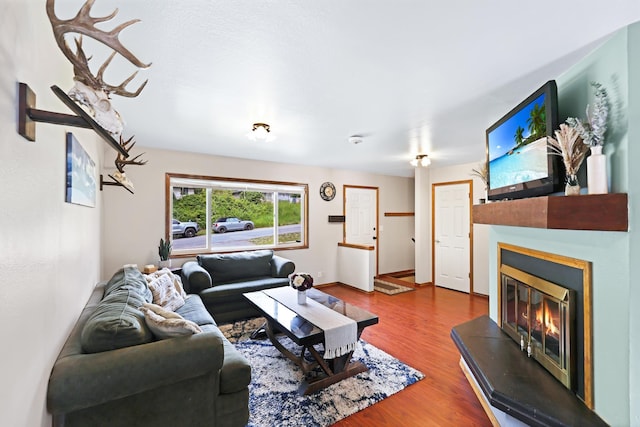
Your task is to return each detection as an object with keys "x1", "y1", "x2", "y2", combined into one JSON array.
[
  {"x1": 181, "y1": 249, "x2": 295, "y2": 323},
  {"x1": 47, "y1": 266, "x2": 250, "y2": 427}
]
